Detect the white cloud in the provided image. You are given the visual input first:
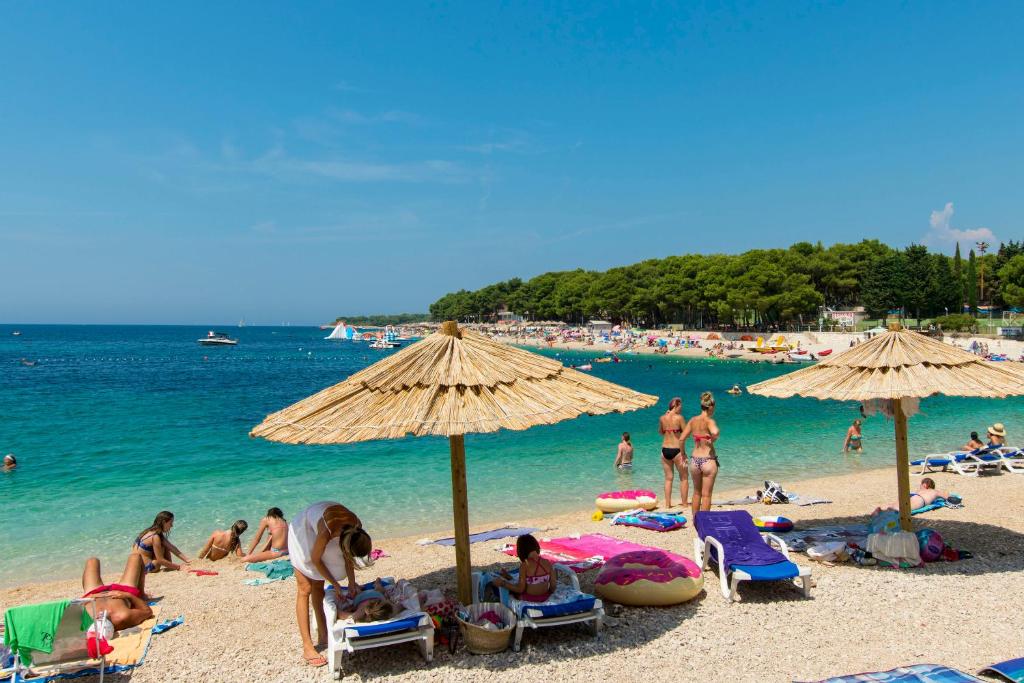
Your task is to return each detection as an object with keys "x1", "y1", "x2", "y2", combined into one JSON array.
[{"x1": 924, "y1": 202, "x2": 995, "y2": 250}]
